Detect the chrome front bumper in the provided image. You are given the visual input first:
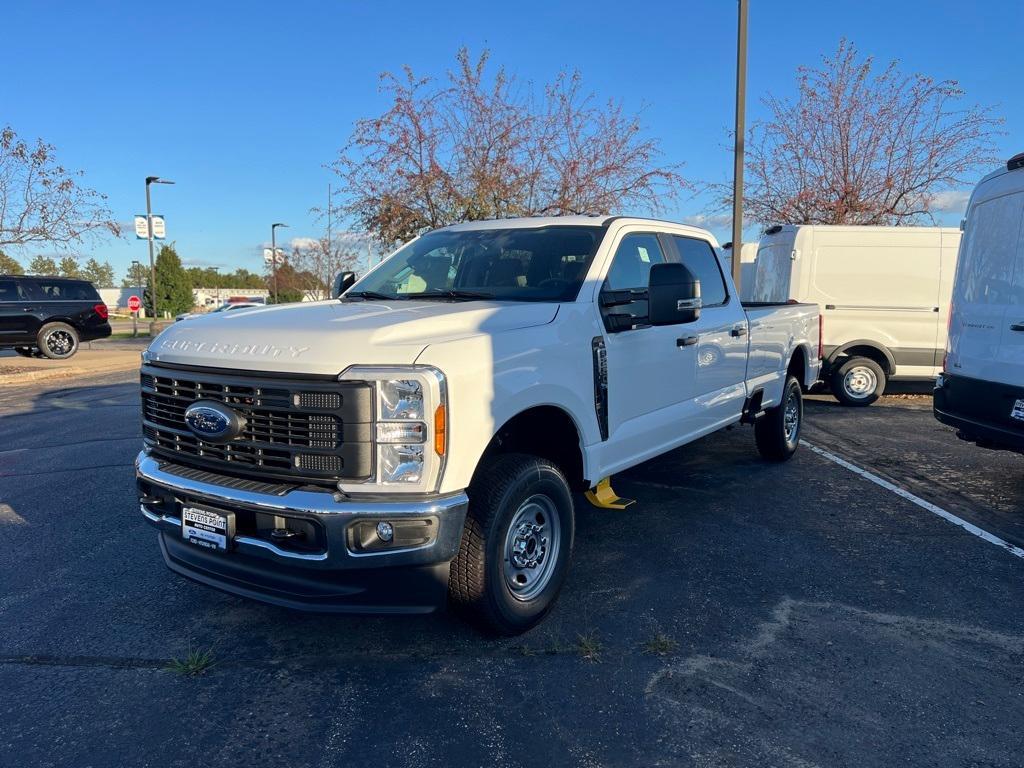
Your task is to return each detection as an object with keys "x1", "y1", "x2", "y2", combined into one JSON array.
[{"x1": 135, "y1": 452, "x2": 469, "y2": 612}]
